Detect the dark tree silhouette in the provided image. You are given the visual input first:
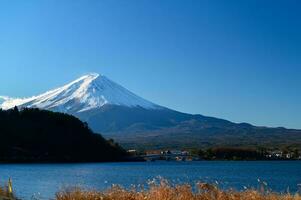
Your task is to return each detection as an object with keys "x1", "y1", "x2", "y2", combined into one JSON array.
[{"x1": 0, "y1": 108, "x2": 126, "y2": 162}]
